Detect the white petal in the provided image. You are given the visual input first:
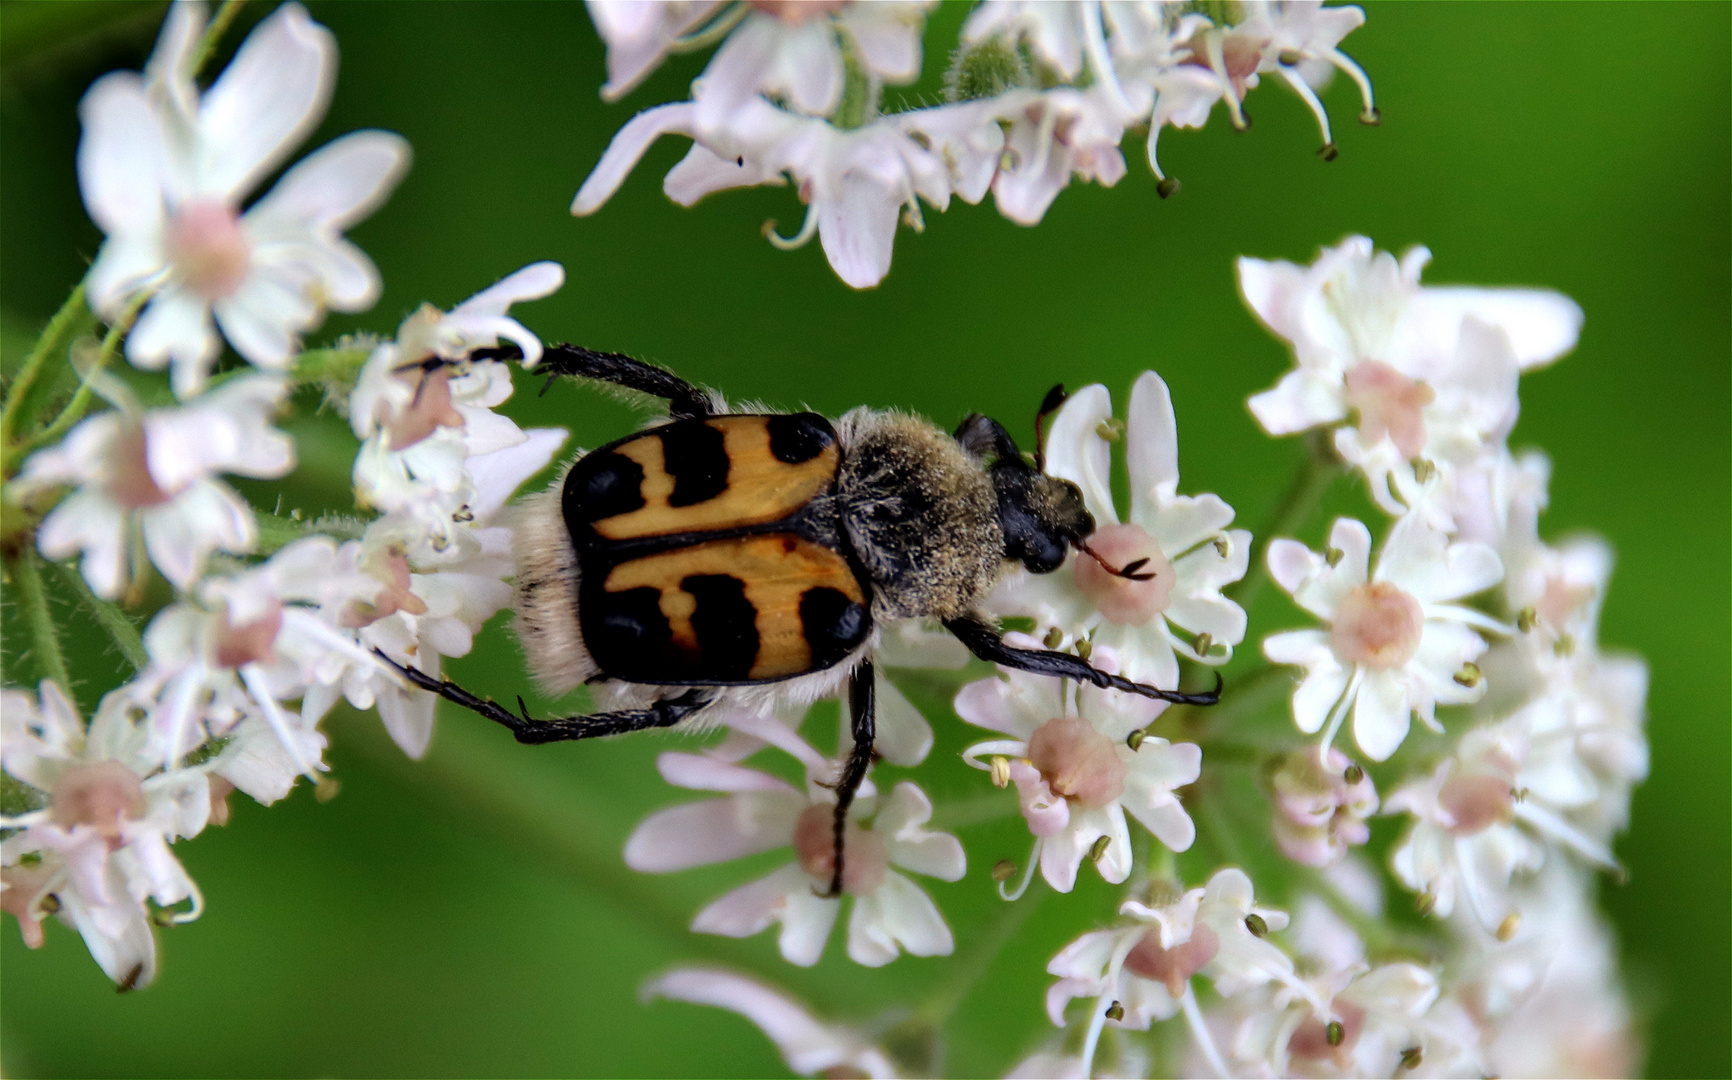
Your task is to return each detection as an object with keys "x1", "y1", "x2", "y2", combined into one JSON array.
[
  {"x1": 376, "y1": 683, "x2": 436, "y2": 759},
  {"x1": 454, "y1": 262, "x2": 565, "y2": 319},
  {"x1": 1043, "y1": 383, "x2": 1116, "y2": 524},
  {"x1": 36, "y1": 490, "x2": 128, "y2": 599},
  {"x1": 816, "y1": 173, "x2": 900, "y2": 290},
  {"x1": 1146, "y1": 493, "x2": 1236, "y2": 559},
  {"x1": 1420, "y1": 287, "x2": 1583, "y2": 370},
  {"x1": 780, "y1": 20, "x2": 845, "y2": 117},
  {"x1": 1247, "y1": 370, "x2": 1347, "y2": 435},
  {"x1": 76, "y1": 73, "x2": 167, "y2": 242},
  {"x1": 644, "y1": 968, "x2": 883, "y2": 1078},
  {"x1": 1352, "y1": 670, "x2": 1410, "y2": 761},
  {"x1": 626, "y1": 798, "x2": 790, "y2": 872},
  {"x1": 848, "y1": 870, "x2": 952, "y2": 966},
  {"x1": 127, "y1": 287, "x2": 217, "y2": 387},
  {"x1": 1126, "y1": 370, "x2": 1179, "y2": 514},
  {"x1": 196, "y1": 2, "x2": 335, "y2": 201},
  {"x1": 692, "y1": 864, "x2": 812, "y2": 942},
  {"x1": 573, "y1": 103, "x2": 696, "y2": 214},
  {"x1": 247, "y1": 130, "x2": 411, "y2": 233},
  {"x1": 878, "y1": 783, "x2": 965, "y2": 881},
  {"x1": 212, "y1": 278, "x2": 307, "y2": 370},
  {"x1": 465, "y1": 427, "x2": 567, "y2": 523}
]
